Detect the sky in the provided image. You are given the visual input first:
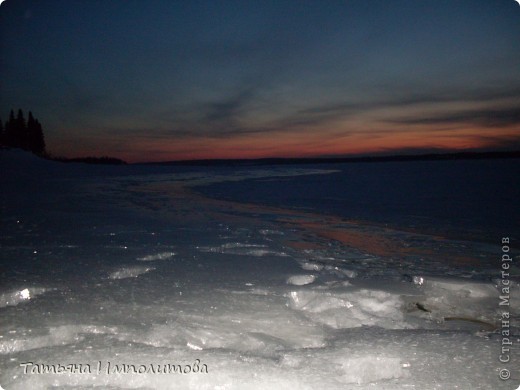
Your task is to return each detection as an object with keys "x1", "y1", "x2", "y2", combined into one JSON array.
[{"x1": 1, "y1": 0, "x2": 519, "y2": 162}]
